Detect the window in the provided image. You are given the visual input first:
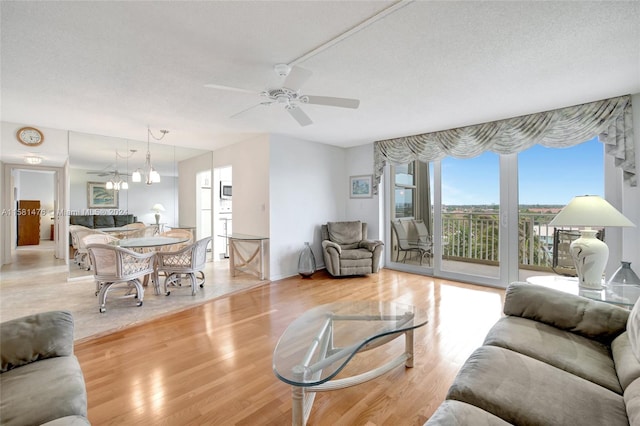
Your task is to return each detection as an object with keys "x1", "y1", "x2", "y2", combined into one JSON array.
[{"x1": 394, "y1": 163, "x2": 416, "y2": 218}]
